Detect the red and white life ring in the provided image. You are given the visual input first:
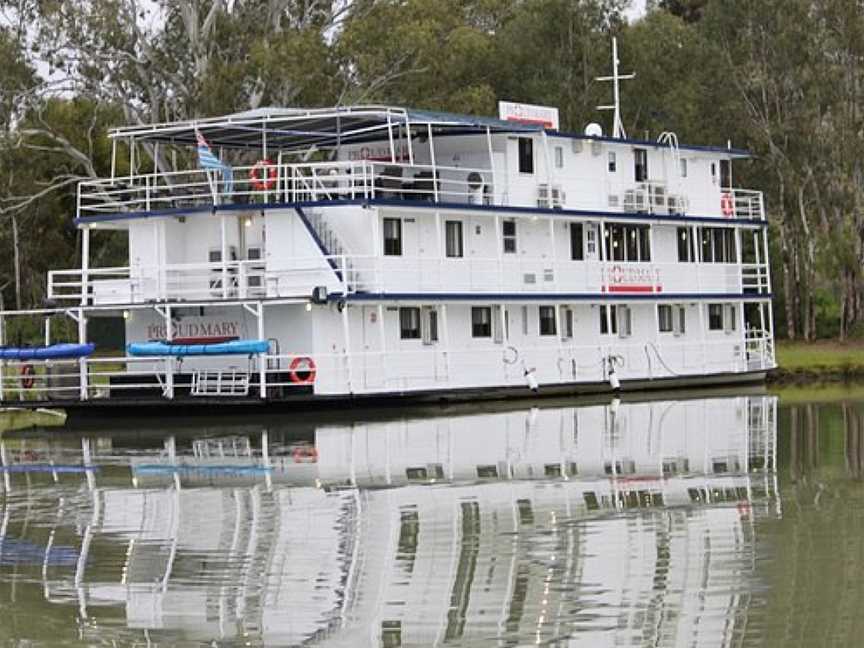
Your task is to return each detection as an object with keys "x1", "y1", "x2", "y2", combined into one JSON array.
[
  {"x1": 288, "y1": 356, "x2": 317, "y2": 384},
  {"x1": 249, "y1": 159, "x2": 277, "y2": 191},
  {"x1": 721, "y1": 192, "x2": 734, "y2": 217},
  {"x1": 292, "y1": 446, "x2": 319, "y2": 463},
  {"x1": 20, "y1": 364, "x2": 34, "y2": 389}
]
